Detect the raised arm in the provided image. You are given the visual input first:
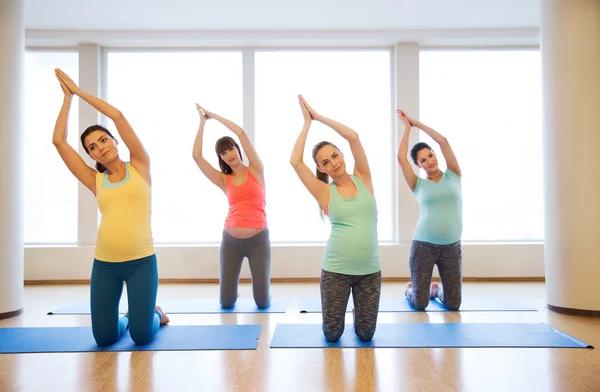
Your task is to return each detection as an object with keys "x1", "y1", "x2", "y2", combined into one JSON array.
[
  {"x1": 401, "y1": 110, "x2": 461, "y2": 177},
  {"x1": 199, "y1": 105, "x2": 264, "y2": 182},
  {"x1": 290, "y1": 96, "x2": 330, "y2": 210},
  {"x1": 55, "y1": 69, "x2": 150, "y2": 175},
  {"x1": 52, "y1": 75, "x2": 97, "y2": 195},
  {"x1": 301, "y1": 96, "x2": 373, "y2": 191},
  {"x1": 396, "y1": 110, "x2": 418, "y2": 192},
  {"x1": 192, "y1": 104, "x2": 226, "y2": 192}
]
